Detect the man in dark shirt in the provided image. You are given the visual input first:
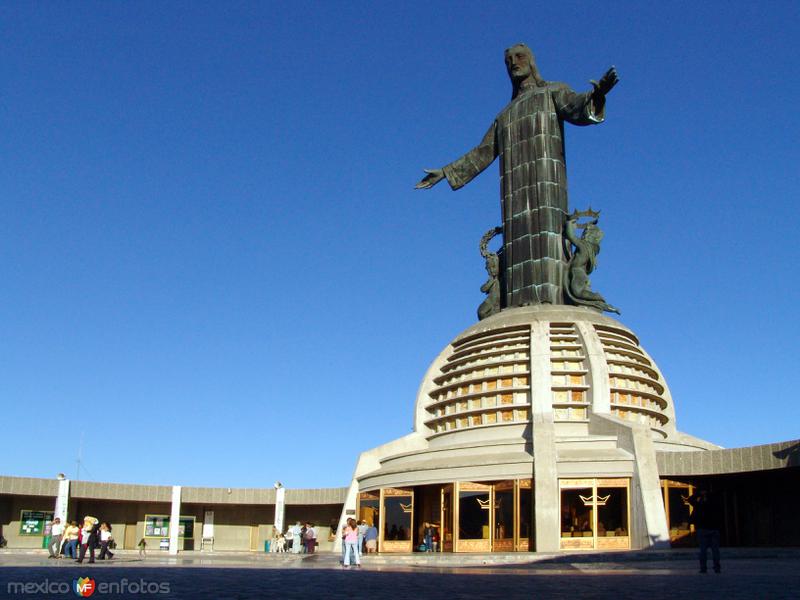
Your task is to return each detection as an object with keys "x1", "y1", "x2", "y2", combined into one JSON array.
[{"x1": 688, "y1": 489, "x2": 722, "y2": 573}]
